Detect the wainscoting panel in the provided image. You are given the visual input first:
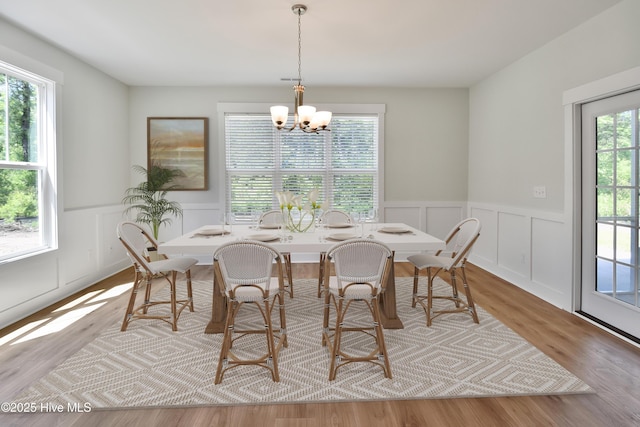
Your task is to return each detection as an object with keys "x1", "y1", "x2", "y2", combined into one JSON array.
[
  {"x1": 0, "y1": 254, "x2": 59, "y2": 315},
  {"x1": 62, "y1": 209, "x2": 100, "y2": 285},
  {"x1": 469, "y1": 206, "x2": 498, "y2": 265},
  {"x1": 64, "y1": 206, "x2": 130, "y2": 288},
  {"x1": 100, "y1": 210, "x2": 128, "y2": 272},
  {"x1": 382, "y1": 202, "x2": 467, "y2": 260},
  {"x1": 468, "y1": 203, "x2": 570, "y2": 310},
  {"x1": 497, "y1": 212, "x2": 529, "y2": 279},
  {"x1": 383, "y1": 206, "x2": 422, "y2": 229},
  {"x1": 531, "y1": 217, "x2": 569, "y2": 297}
]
